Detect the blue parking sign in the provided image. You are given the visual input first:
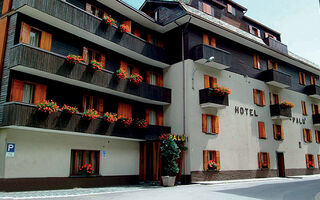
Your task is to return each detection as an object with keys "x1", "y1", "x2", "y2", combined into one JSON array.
[{"x1": 6, "y1": 143, "x2": 15, "y2": 157}]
